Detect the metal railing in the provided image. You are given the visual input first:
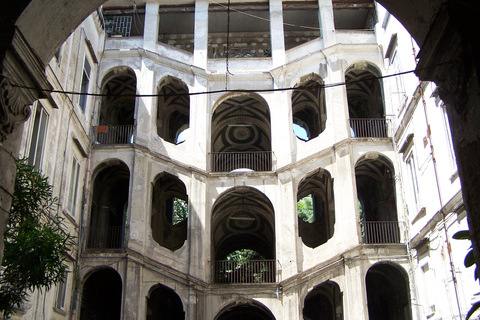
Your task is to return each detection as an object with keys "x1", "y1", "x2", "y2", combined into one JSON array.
[
  {"x1": 363, "y1": 221, "x2": 400, "y2": 244},
  {"x1": 95, "y1": 125, "x2": 135, "y2": 145},
  {"x1": 350, "y1": 118, "x2": 388, "y2": 138},
  {"x1": 210, "y1": 151, "x2": 273, "y2": 172},
  {"x1": 215, "y1": 260, "x2": 277, "y2": 284},
  {"x1": 85, "y1": 226, "x2": 125, "y2": 249}
]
